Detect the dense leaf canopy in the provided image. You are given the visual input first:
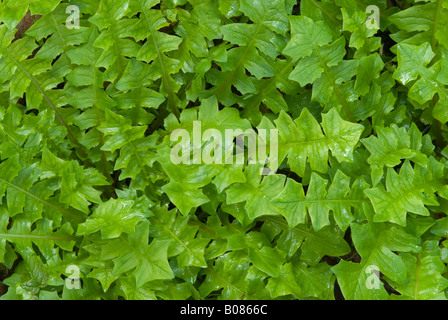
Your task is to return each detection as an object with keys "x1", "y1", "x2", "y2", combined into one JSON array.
[{"x1": 0, "y1": 0, "x2": 448, "y2": 300}]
